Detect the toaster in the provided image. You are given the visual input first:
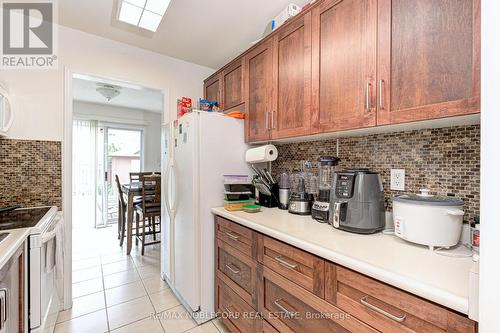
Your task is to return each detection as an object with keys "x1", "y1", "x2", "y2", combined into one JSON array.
[{"x1": 329, "y1": 169, "x2": 385, "y2": 234}]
